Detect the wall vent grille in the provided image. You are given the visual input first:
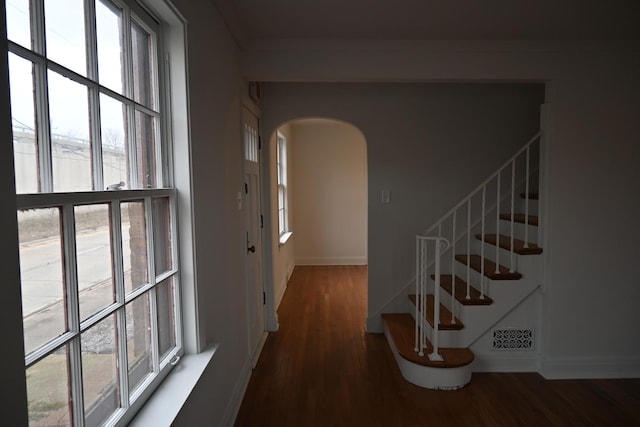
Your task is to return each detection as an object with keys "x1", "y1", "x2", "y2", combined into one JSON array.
[{"x1": 492, "y1": 329, "x2": 534, "y2": 351}]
